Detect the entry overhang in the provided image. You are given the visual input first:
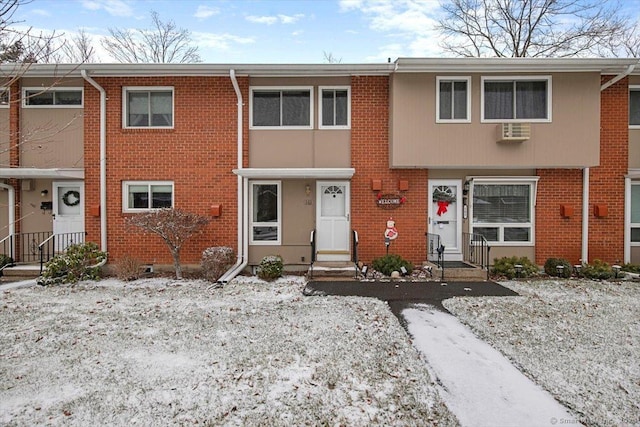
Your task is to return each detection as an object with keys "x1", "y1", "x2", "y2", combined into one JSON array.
[
  {"x1": 233, "y1": 168, "x2": 356, "y2": 179},
  {"x1": 0, "y1": 168, "x2": 84, "y2": 179}
]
